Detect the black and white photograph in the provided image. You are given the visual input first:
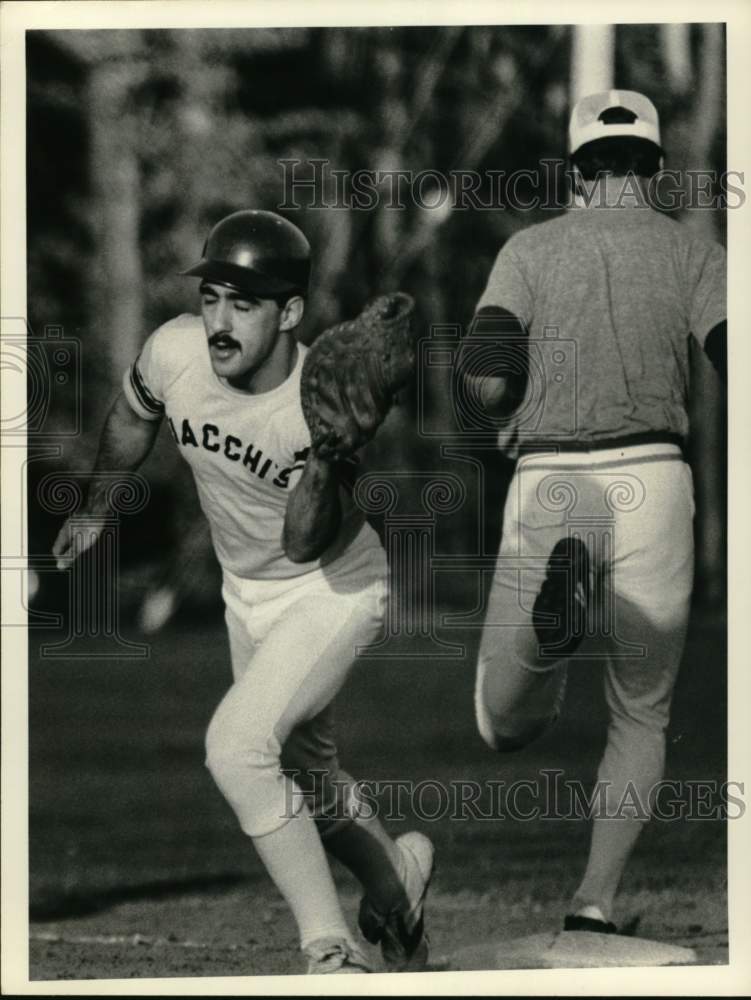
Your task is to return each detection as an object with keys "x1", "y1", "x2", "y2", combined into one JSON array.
[{"x1": 2, "y1": 0, "x2": 750, "y2": 993}]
